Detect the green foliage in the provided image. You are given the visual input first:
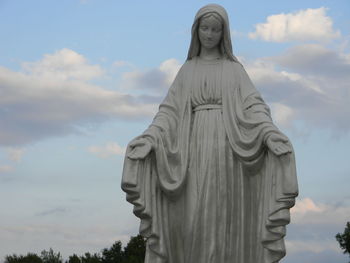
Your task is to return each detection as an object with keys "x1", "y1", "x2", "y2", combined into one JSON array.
[
  {"x1": 41, "y1": 248, "x2": 63, "y2": 263},
  {"x1": 66, "y1": 254, "x2": 81, "y2": 263},
  {"x1": 336, "y1": 221, "x2": 350, "y2": 257},
  {"x1": 123, "y1": 235, "x2": 146, "y2": 263},
  {"x1": 101, "y1": 241, "x2": 123, "y2": 263},
  {"x1": 3, "y1": 235, "x2": 146, "y2": 263},
  {"x1": 80, "y1": 252, "x2": 101, "y2": 263},
  {"x1": 5, "y1": 253, "x2": 43, "y2": 263}
]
